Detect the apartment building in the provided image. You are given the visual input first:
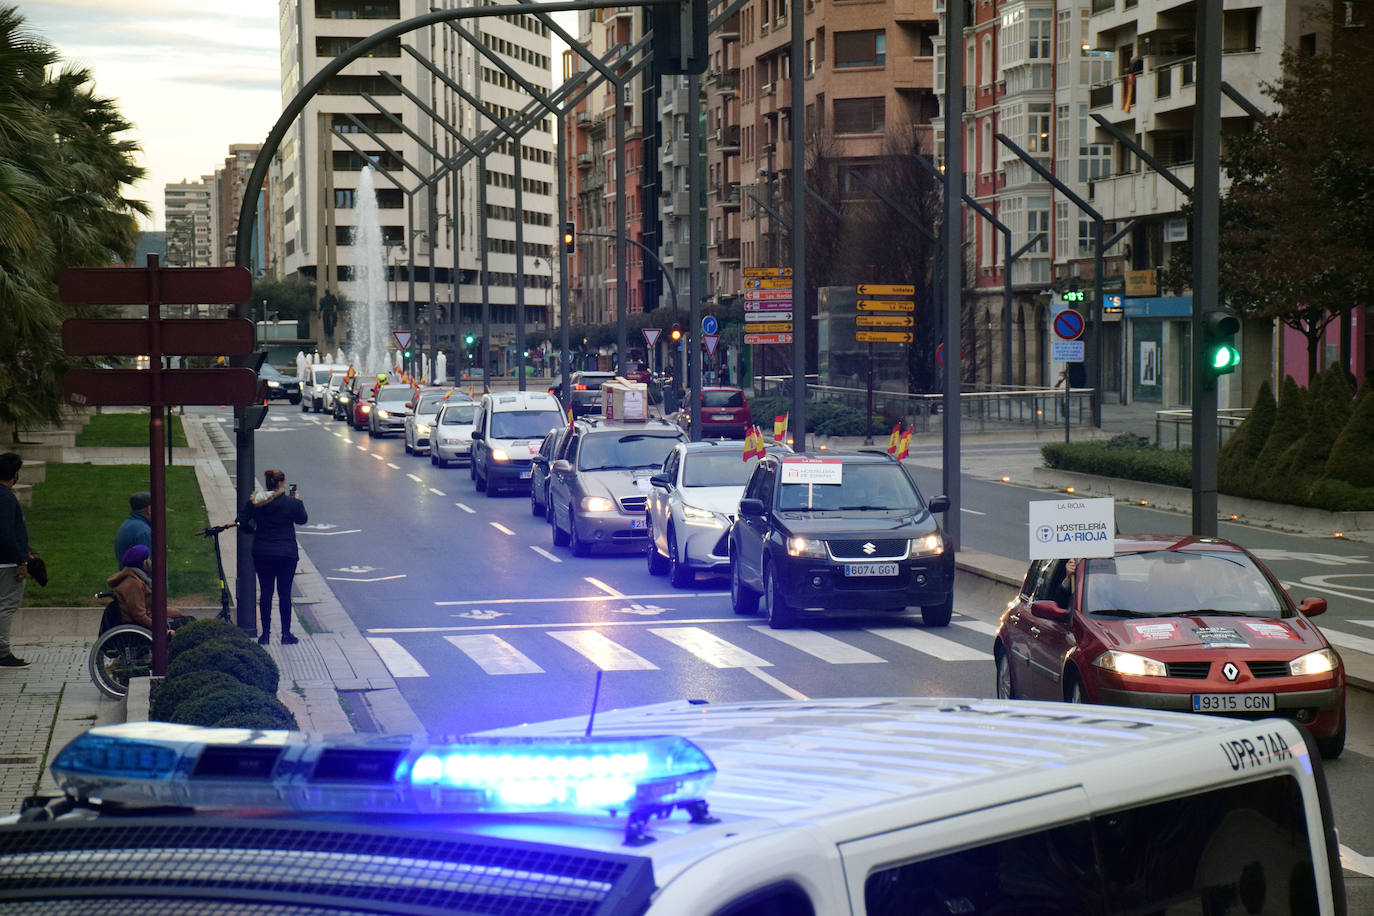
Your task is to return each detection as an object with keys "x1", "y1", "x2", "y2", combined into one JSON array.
[
  {"x1": 275, "y1": 0, "x2": 557, "y2": 372},
  {"x1": 164, "y1": 179, "x2": 215, "y2": 269}
]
